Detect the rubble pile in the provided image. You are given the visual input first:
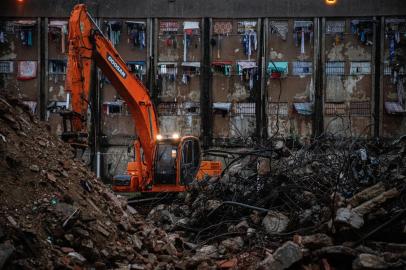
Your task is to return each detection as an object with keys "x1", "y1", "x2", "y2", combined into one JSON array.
[
  {"x1": 145, "y1": 138, "x2": 406, "y2": 269},
  {"x1": 0, "y1": 93, "x2": 201, "y2": 269},
  {"x1": 3, "y1": 90, "x2": 406, "y2": 270}
]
